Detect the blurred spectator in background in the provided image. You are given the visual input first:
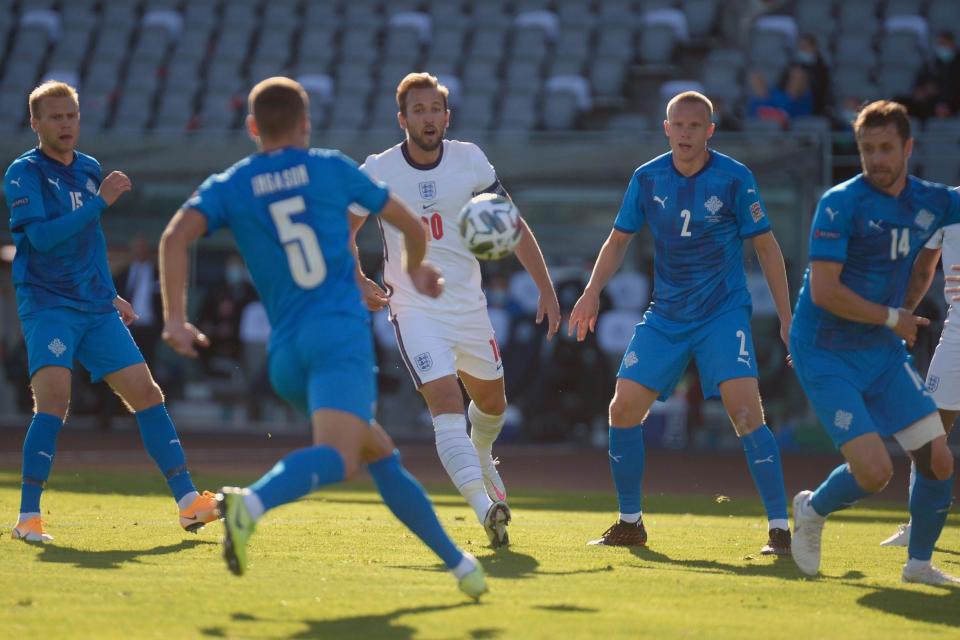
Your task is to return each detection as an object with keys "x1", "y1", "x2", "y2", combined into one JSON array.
[
  {"x1": 196, "y1": 253, "x2": 257, "y2": 377},
  {"x1": 1, "y1": 245, "x2": 31, "y2": 413},
  {"x1": 902, "y1": 31, "x2": 960, "y2": 121},
  {"x1": 115, "y1": 235, "x2": 163, "y2": 366},
  {"x1": 239, "y1": 299, "x2": 271, "y2": 420},
  {"x1": 747, "y1": 66, "x2": 813, "y2": 128},
  {"x1": 795, "y1": 34, "x2": 832, "y2": 118}
]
